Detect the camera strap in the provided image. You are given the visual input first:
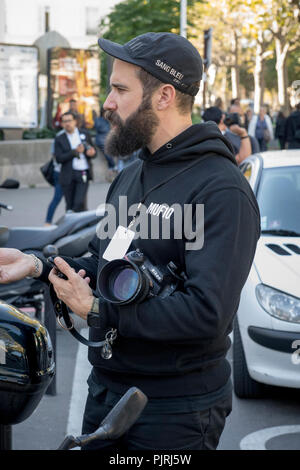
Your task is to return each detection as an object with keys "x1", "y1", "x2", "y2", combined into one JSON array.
[
  {"x1": 127, "y1": 154, "x2": 213, "y2": 229},
  {"x1": 49, "y1": 284, "x2": 117, "y2": 355}
]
